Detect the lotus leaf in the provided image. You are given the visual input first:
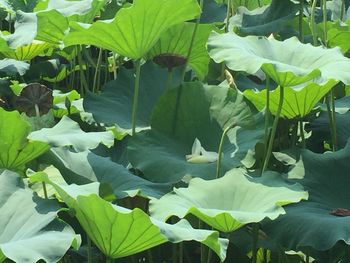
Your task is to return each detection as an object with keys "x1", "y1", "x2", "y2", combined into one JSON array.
[
  {"x1": 208, "y1": 32, "x2": 350, "y2": 86},
  {"x1": 31, "y1": 176, "x2": 229, "y2": 261},
  {"x1": 0, "y1": 170, "x2": 80, "y2": 263},
  {"x1": 229, "y1": 0, "x2": 299, "y2": 36},
  {"x1": 84, "y1": 62, "x2": 181, "y2": 130},
  {"x1": 128, "y1": 82, "x2": 262, "y2": 183},
  {"x1": 263, "y1": 141, "x2": 350, "y2": 251},
  {"x1": 0, "y1": 108, "x2": 49, "y2": 172},
  {"x1": 28, "y1": 116, "x2": 114, "y2": 152},
  {"x1": 46, "y1": 147, "x2": 172, "y2": 199},
  {"x1": 64, "y1": 0, "x2": 201, "y2": 59},
  {"x1": 243, "y1": 80, "x2": 338, "y2": 118},
  {"x1": 150, "y1": 168, "x2": 308, "y2": 233},
  {"x1": 147, "y1": 23, "x2": 213, "y2": 79}
]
